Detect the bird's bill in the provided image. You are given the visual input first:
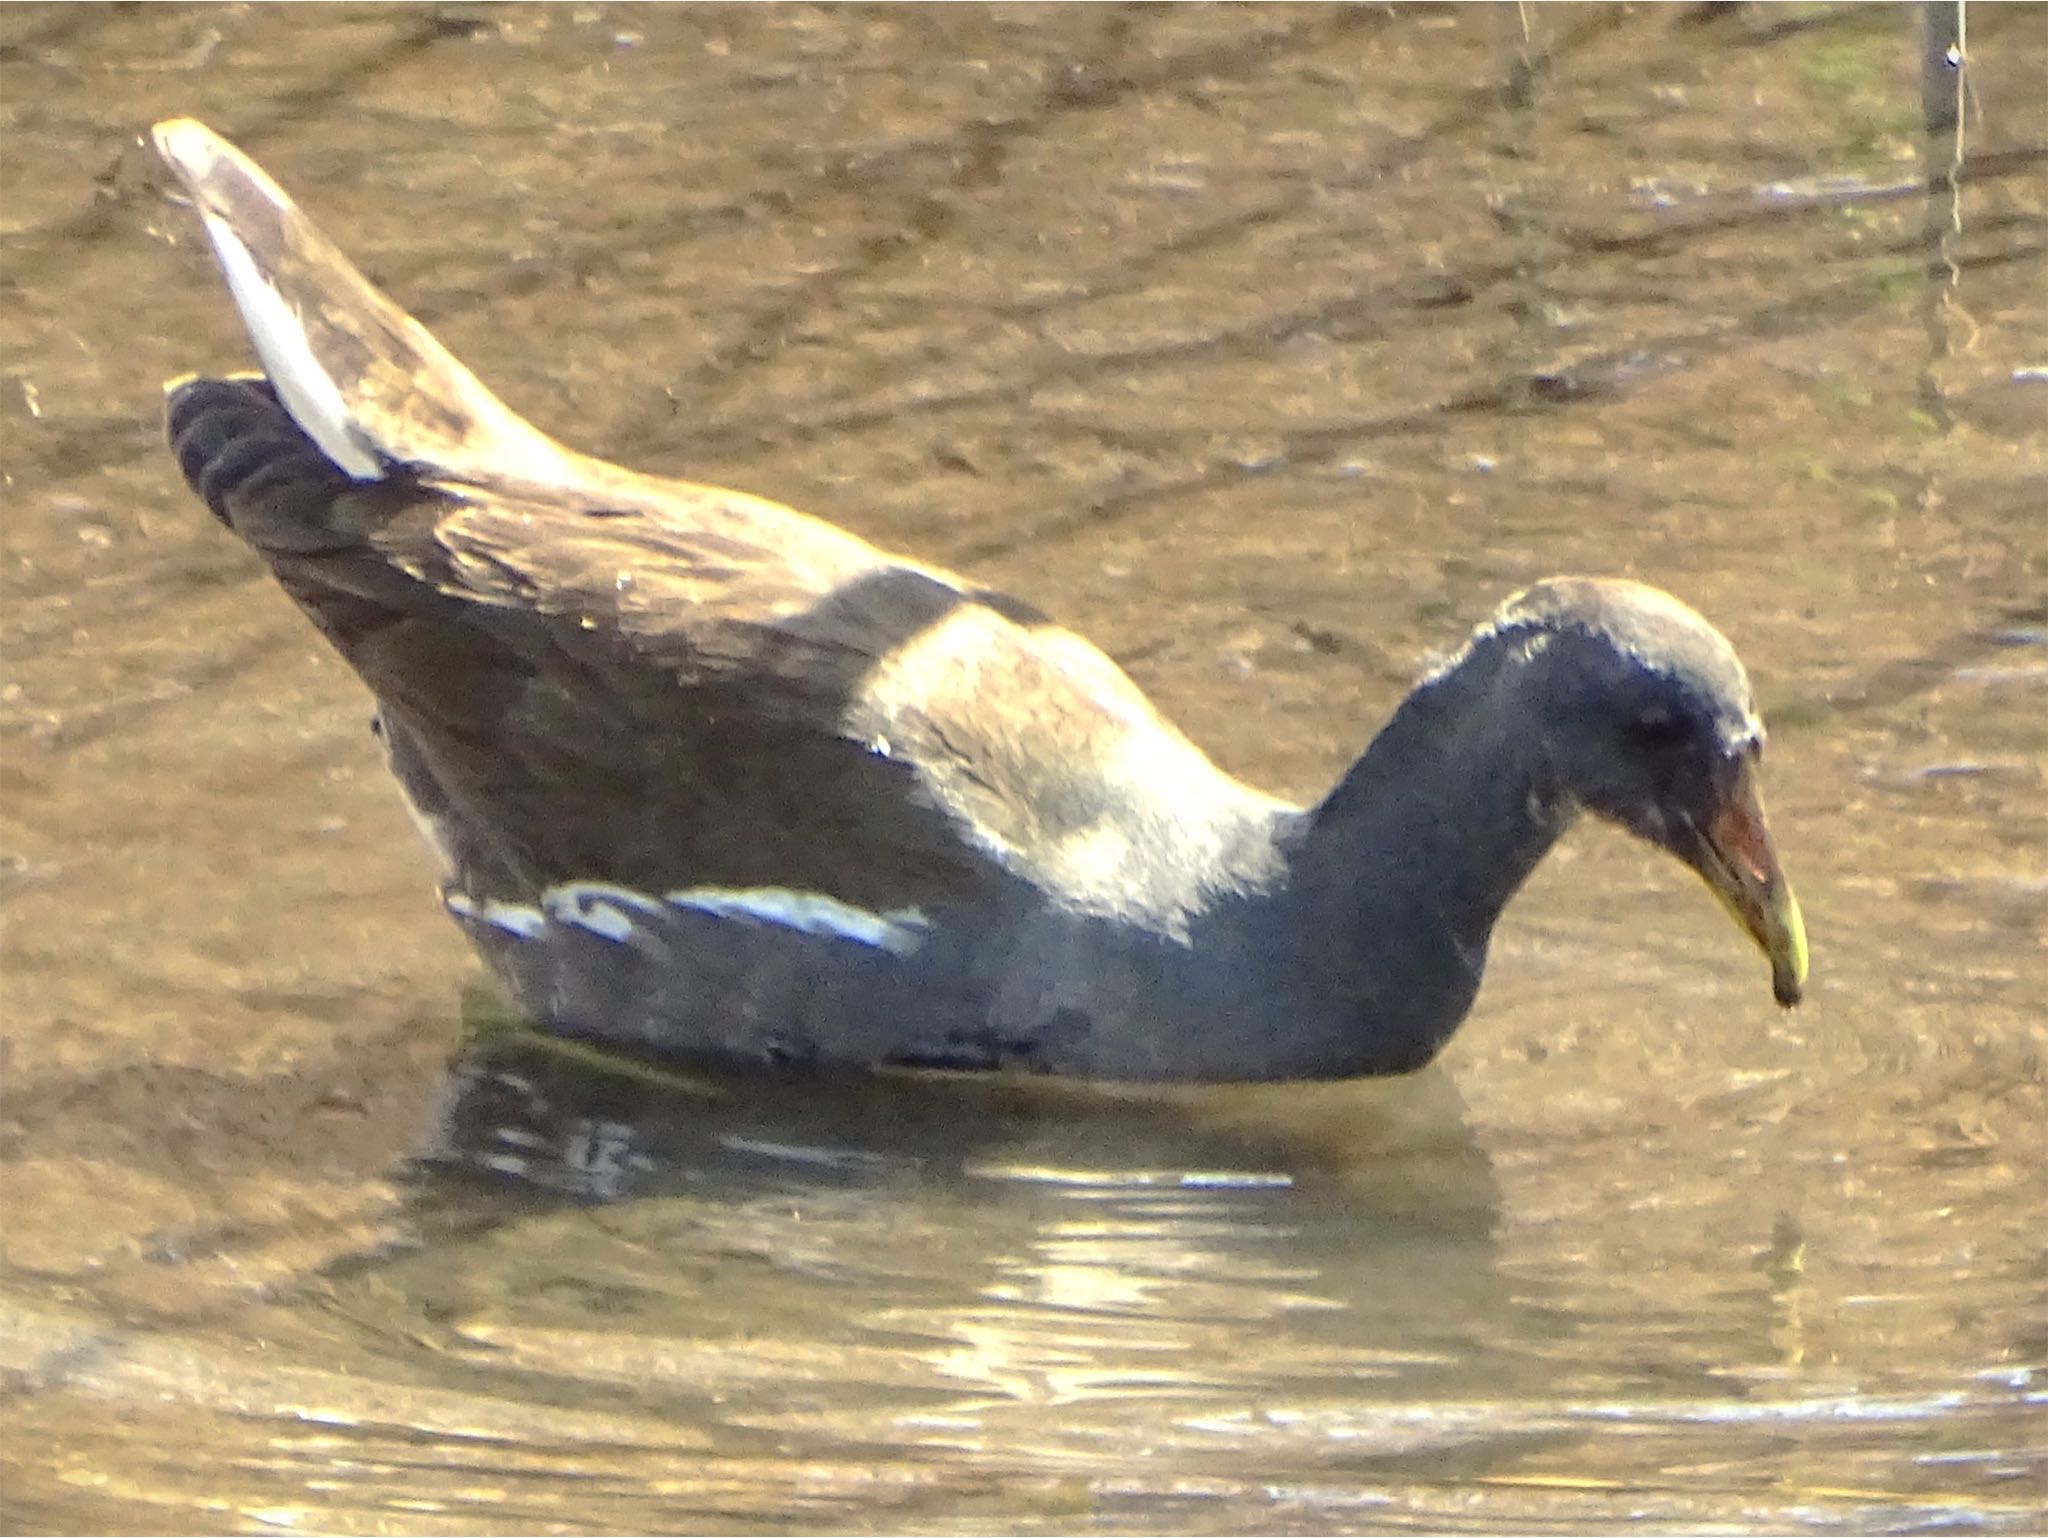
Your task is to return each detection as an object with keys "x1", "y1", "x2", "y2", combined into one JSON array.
[{"x1": 1688, "y1": 757, "x2": 1808, "y2": 1007}]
